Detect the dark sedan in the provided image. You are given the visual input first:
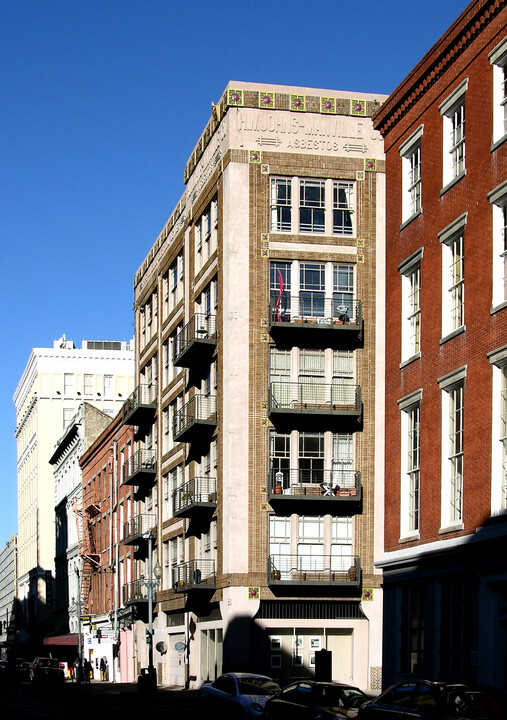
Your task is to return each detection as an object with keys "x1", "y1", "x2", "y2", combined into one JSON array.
[
  {"x1": 357, "y1": 679, "x2": 507, "y2": 719},
  {"x1": 29, "y1": 657, "x2": 65, "y2": 684},
  {"x1": 263, "y1": 679, "x2": 370, "y2": 719}
]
